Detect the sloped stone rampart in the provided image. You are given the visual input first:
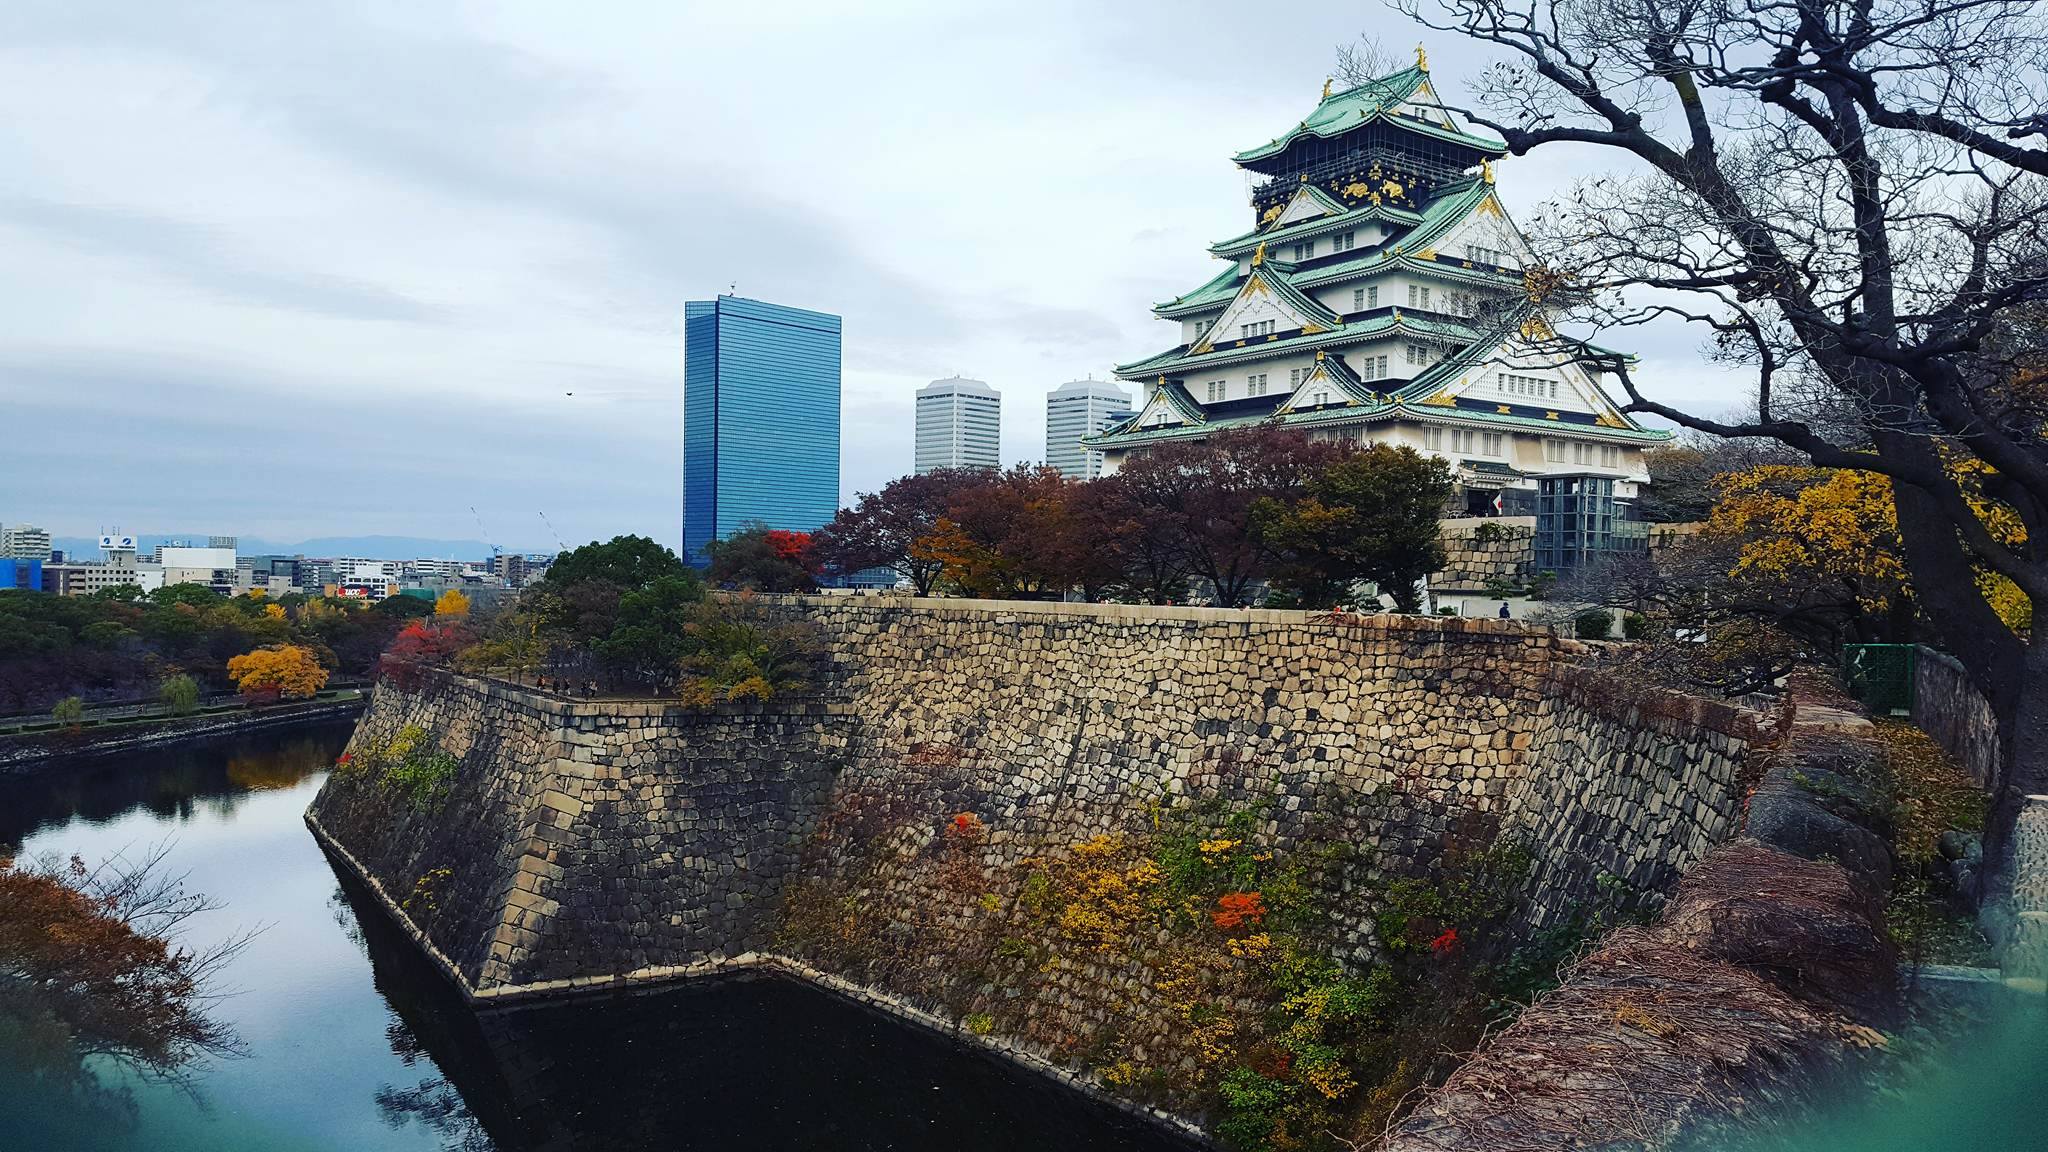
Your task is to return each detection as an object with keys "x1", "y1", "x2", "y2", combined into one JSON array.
[{"x1": 309, "y1": 599, "x2": 1761, "y2": 1133}]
